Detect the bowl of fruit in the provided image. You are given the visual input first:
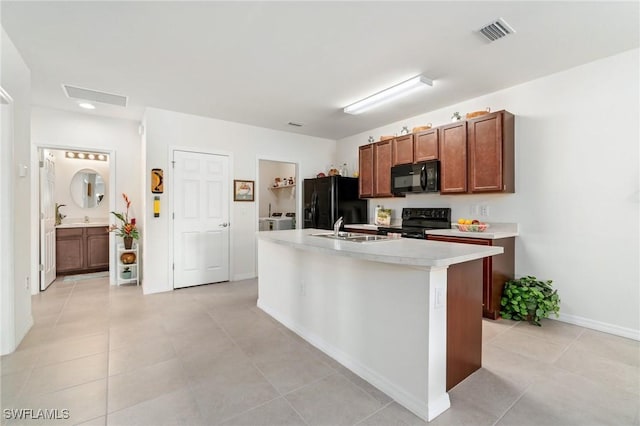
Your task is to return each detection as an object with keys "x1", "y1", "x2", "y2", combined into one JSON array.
[{"x1": 455, "y1": 219, "x2": 489, "y2": 232}]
